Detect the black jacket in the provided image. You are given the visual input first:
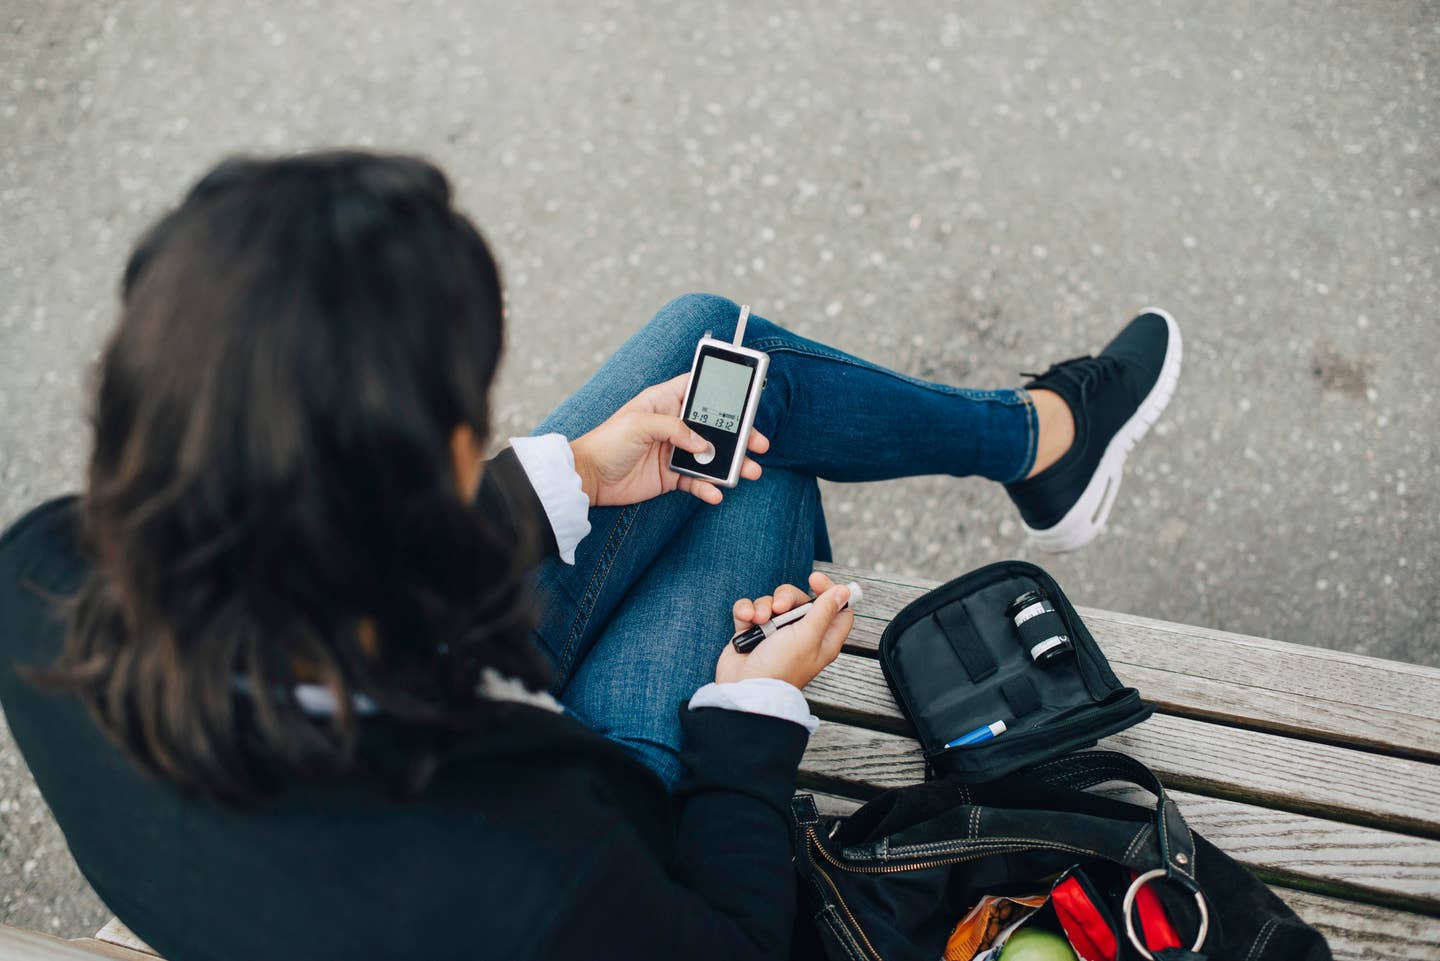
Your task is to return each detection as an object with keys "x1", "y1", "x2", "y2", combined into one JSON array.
[{"x1": 0, "y1": 461, "x2": 811, "y2": 960}]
